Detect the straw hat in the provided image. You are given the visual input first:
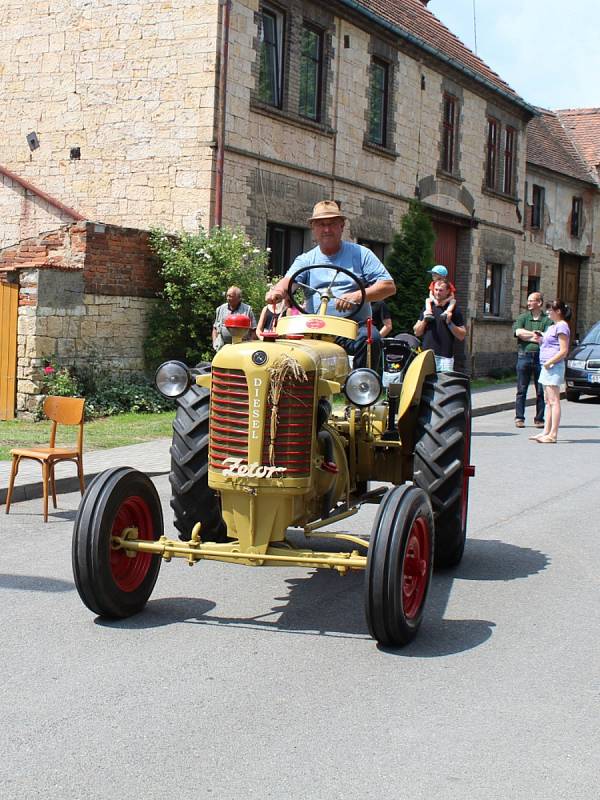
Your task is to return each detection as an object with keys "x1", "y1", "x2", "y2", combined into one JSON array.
[{"x1": 308, "y1": 200, "x2": 346, "y2": 222}]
